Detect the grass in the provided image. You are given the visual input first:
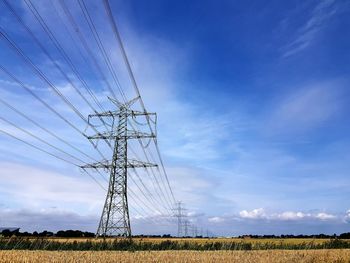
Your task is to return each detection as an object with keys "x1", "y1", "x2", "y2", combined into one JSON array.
[
  {"x1": 1, "y1": 249, "x2": 350, "y2": 262},
  {"x1": 18, "y1": 237, "x2": 350, "y2": 245},
  {"x1": 1, "y1": 237, "x2": 350, "y2": 251}
]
